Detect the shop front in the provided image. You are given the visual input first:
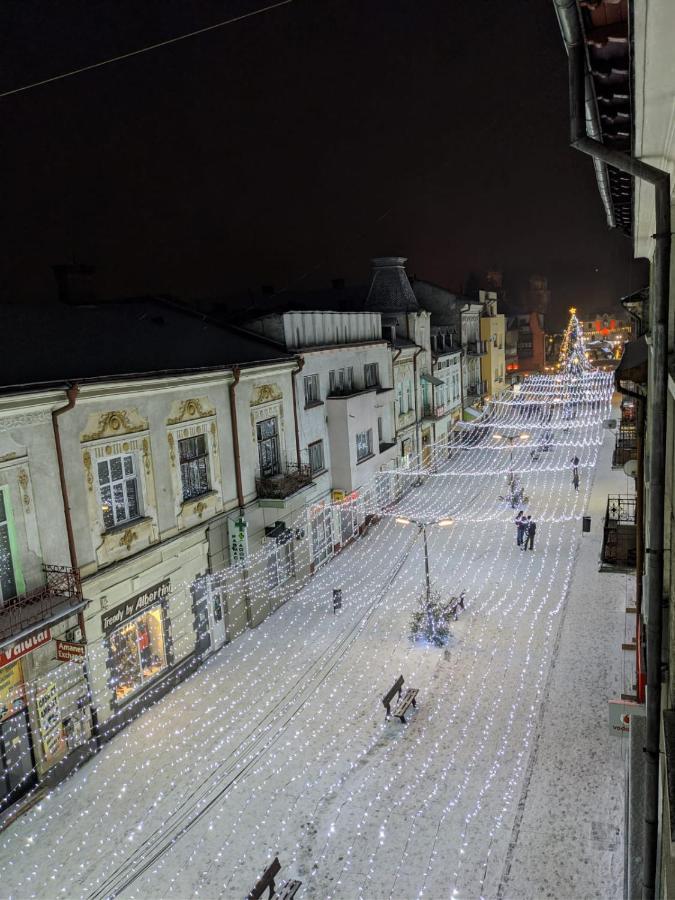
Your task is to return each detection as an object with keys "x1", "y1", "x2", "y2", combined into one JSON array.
[
  {"x1": 101, "y1": 581, "x2": 173, "y2": 707},
  {"x1": 0, "y1": 656, "x2": 35, "y2": 810},
  {"x1": 0, "y1": 622, "x2": 93, "y2": 812}
]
